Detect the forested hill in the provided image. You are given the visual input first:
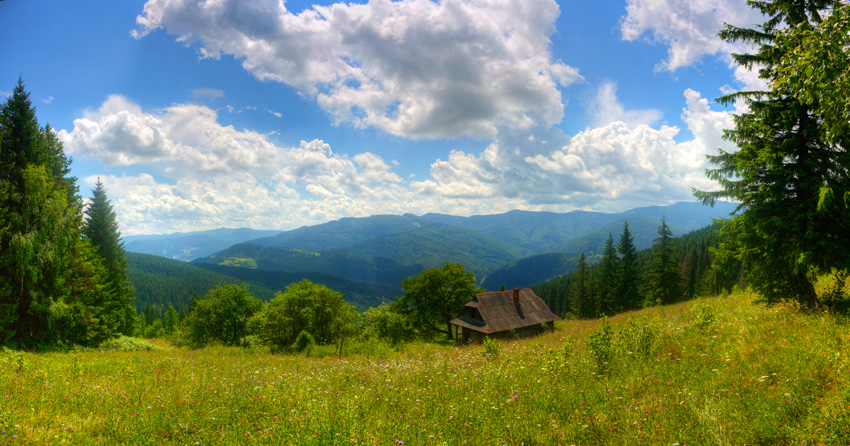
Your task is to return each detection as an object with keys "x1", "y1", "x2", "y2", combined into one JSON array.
[
  {"x1": 126, "y1": 202, "x2": 738, "y2": 300},
  {"x1": 128, "y1": 253, "x2": 276, "y2": 311},
  {"x1": 190, "y1": 244, "x2": 423, "y2": 287},
  {"x1": 341, "y1": 223, "x2": 532, "y2": 278},
  {"x1": 532, "y1": 223, "x2": 736, "y2": 316},
  {"x1": 249, "y1": 214, "x2": 427, "y2": 250},
  {"x1": 129, "y1": 253, "x2": 402, "y2": 315}
]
